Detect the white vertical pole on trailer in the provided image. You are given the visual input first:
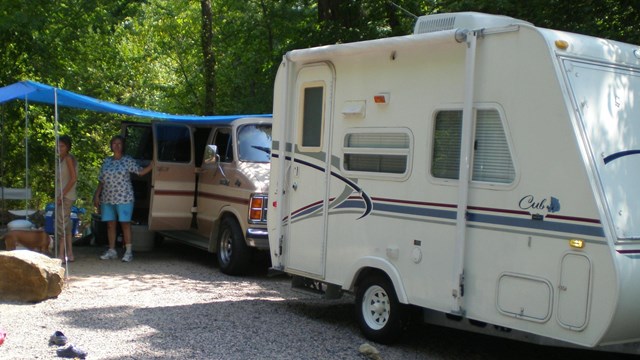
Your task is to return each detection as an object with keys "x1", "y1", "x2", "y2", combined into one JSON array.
[{"x1": 451, "y1": 29, "x2": 478, "y2": 315}]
